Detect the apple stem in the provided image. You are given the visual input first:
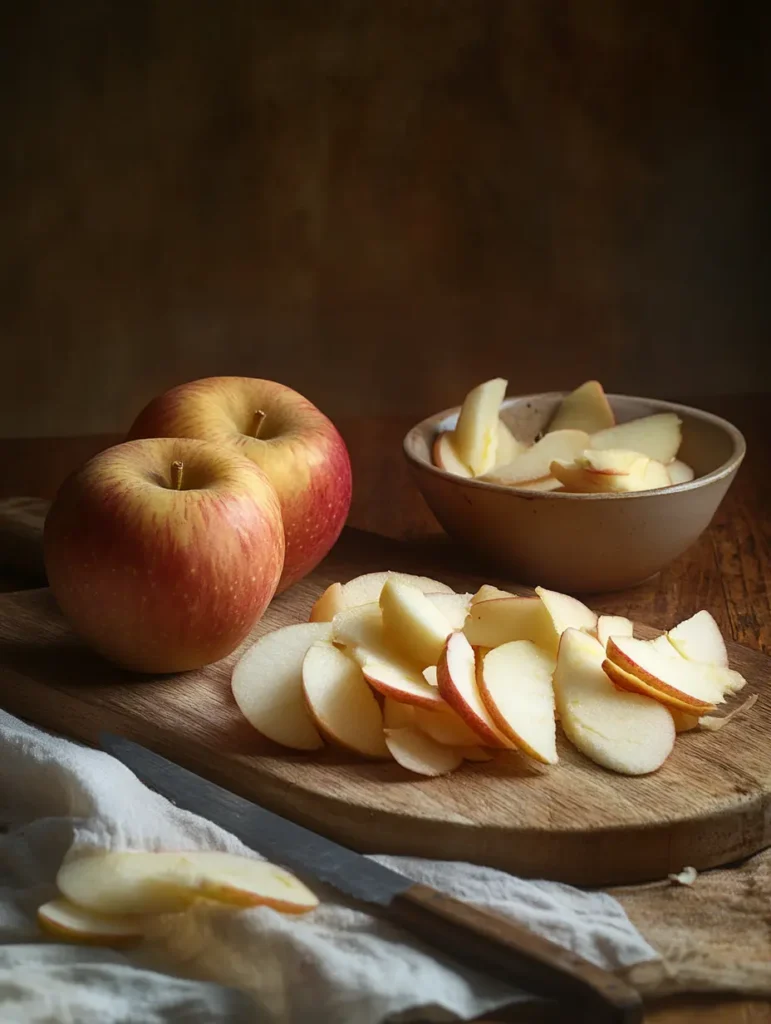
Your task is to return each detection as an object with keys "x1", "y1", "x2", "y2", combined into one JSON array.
[
  {"x1": 171, "y1": 461, "x2": 184, "y2": 490},
  {"x1": 252, "y1": 409, "x2": 266, "y2": 438}
]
